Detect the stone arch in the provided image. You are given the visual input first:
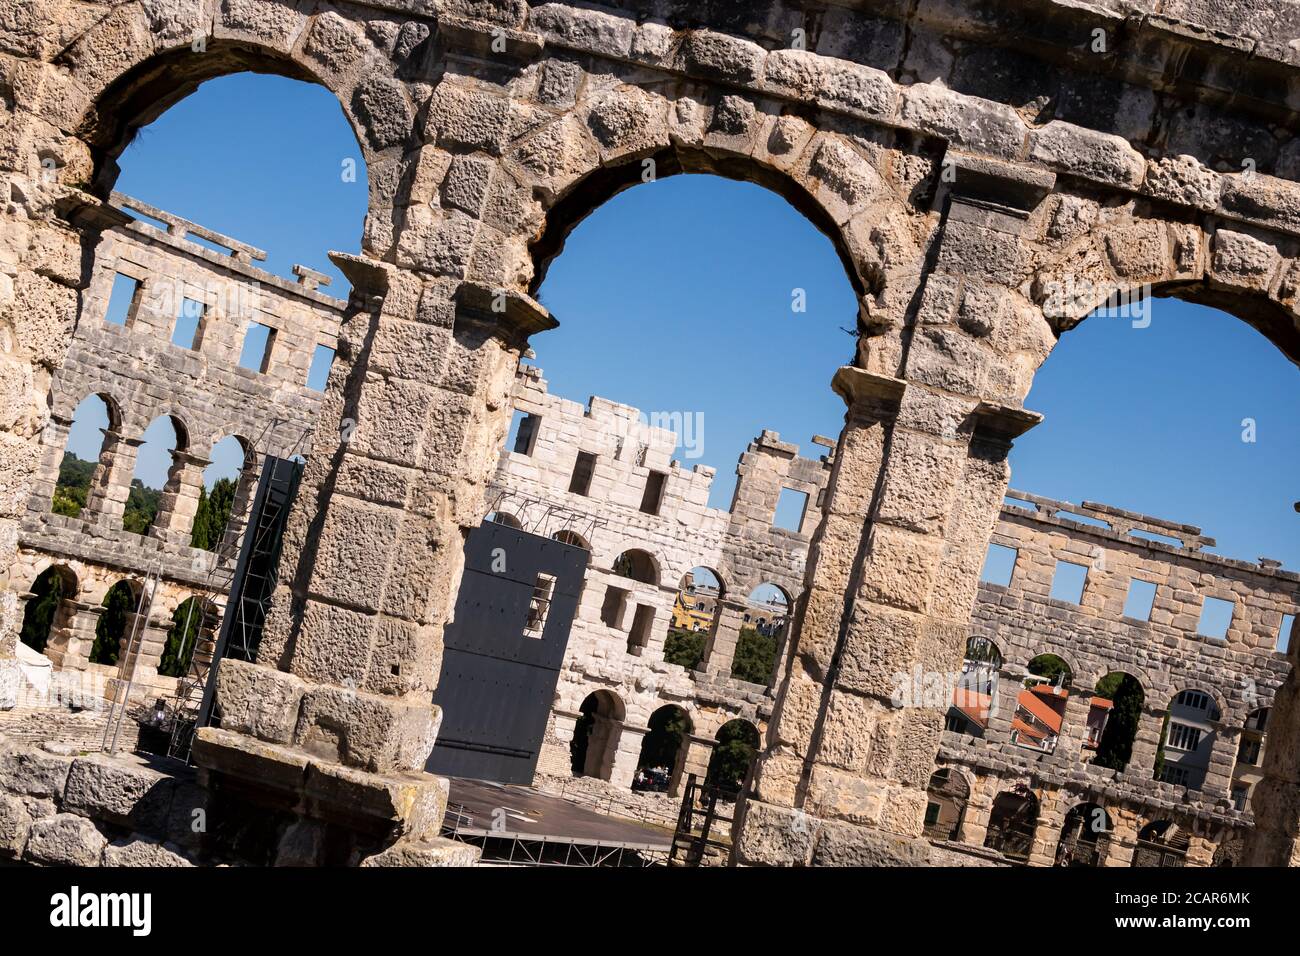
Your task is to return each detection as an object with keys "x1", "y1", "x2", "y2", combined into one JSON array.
[
  {"x1": 88, "y1": 577, "x2": 145, "y2": 667},
  {"x1": 731, "y1": 582, "x2": 792, "y2": 687},
  {"x1": 704, "y1": 717, "x2": 761, "y2": 797},
  {"x1": 923, "y1": 767, "x2": 971, "y2": 842},
  {"x1": 486, "y1": 510, "x2": 523, "y2": 529},
  {"x1": 1133, "y1": 819, "x2": 1192, "y2": 867},
  {"x1": 1055, "y1": 802, "x2": 1113, "y2": 867},
  {"x1": 569, "y1": 689, "x2": 626, "y2": 783},
  {"x1": 158, "y1": 595, "x2": 220, "y2": 679},
  {"x1": 1089, "y1": 670, "x2": 1146, "y2": 773},
  {"x1": 17, "y1": 564, "x2": 80, "y2": 657},
  {"x1": 635, "y1": 703, "x2": 694, "y2": 795},
  {"x1": 1156, "y1": 687, "x2": 1223, "y2": 791},
  {"x1": 983, "y1": 787, "x2": 1039, "y2": 861},
  {"x1": 551, "y1": 528, "x2": 590, "y2": 550},
  {"x1": 610, "y1": 548, "x2": 659, "y2": 587}
]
